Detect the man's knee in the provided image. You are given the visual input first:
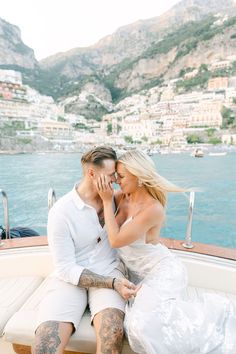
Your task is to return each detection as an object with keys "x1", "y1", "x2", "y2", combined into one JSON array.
[
  {"x1": 34, "y1": 321, "x2": 61, "y2": 353},
  {"x1": 34, "y1": 320, "x2": 73, "y2": 353},
  {"x1": 97, "y1": 308, "x2": 124, "y2": 352}
]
